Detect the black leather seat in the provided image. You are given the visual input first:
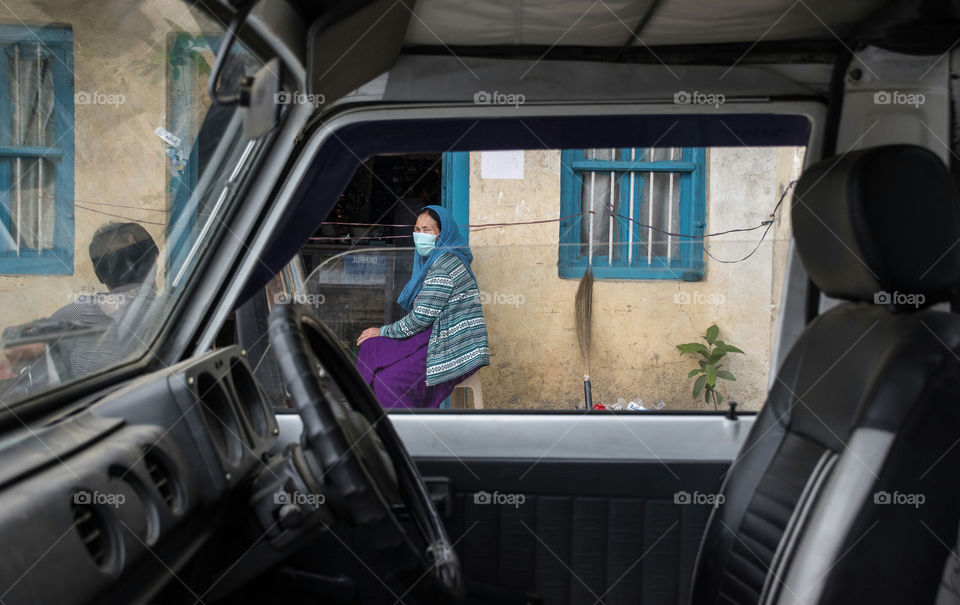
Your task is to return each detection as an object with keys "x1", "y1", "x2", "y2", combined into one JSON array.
[{"x1": 690, "y1": 144, "x2": 960, "y2": 605}]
